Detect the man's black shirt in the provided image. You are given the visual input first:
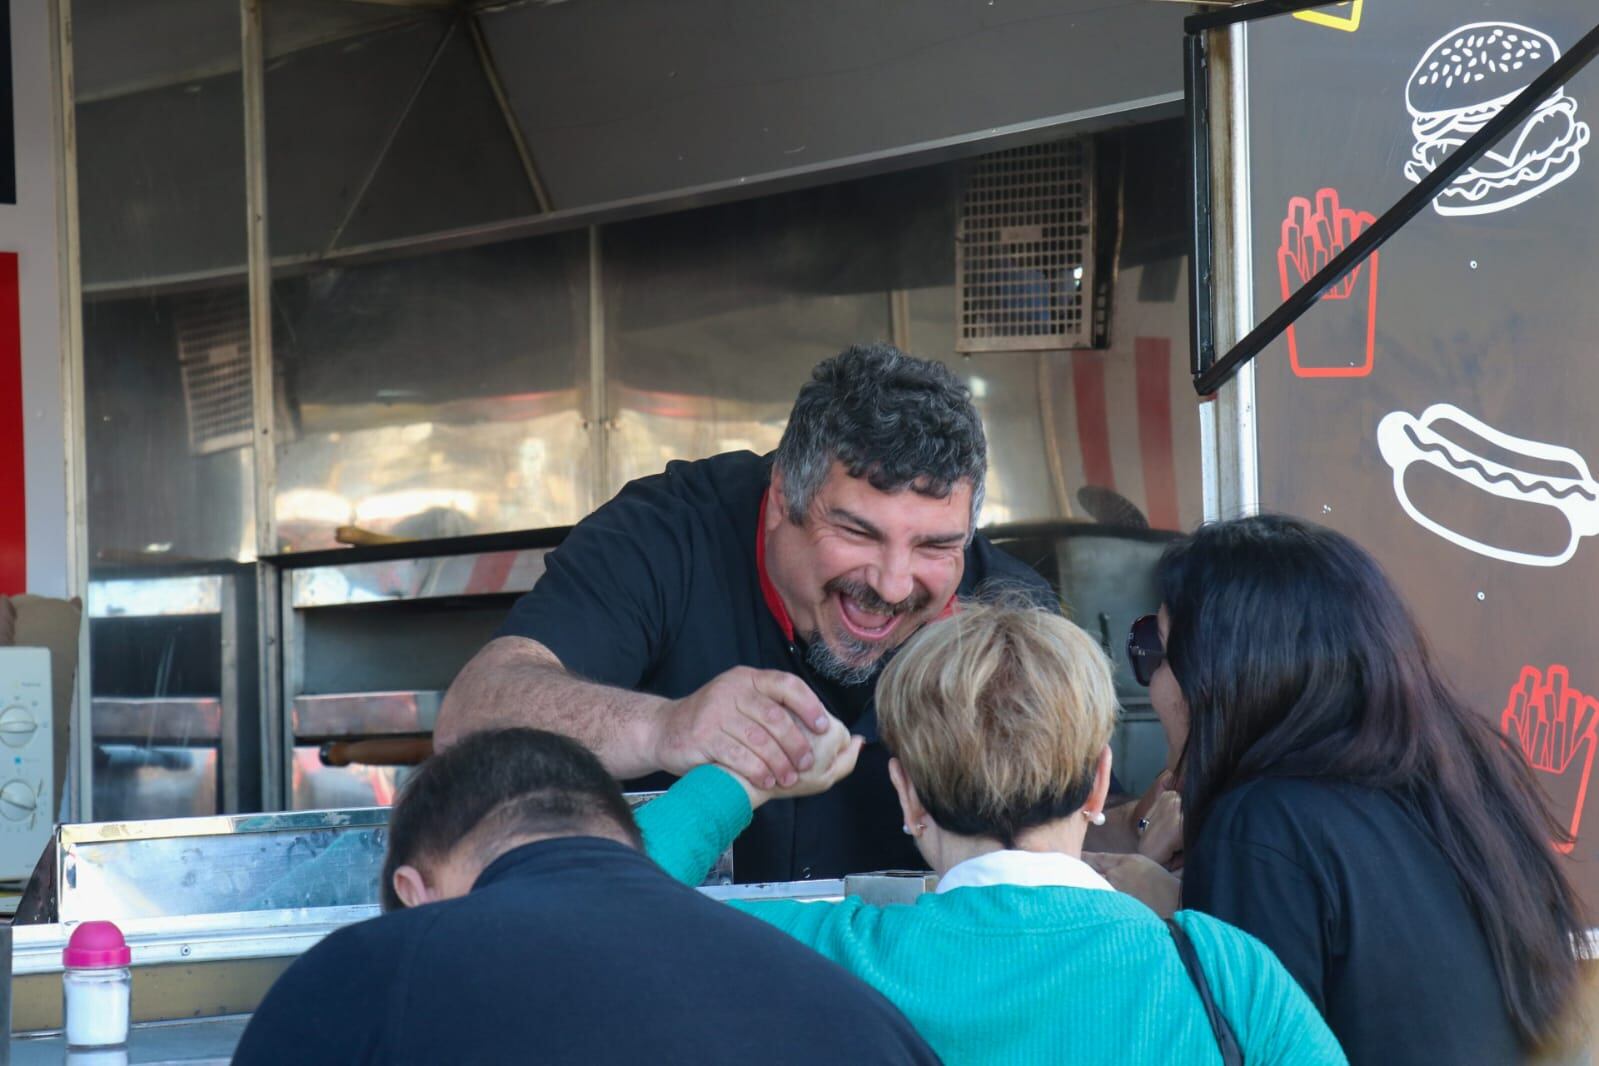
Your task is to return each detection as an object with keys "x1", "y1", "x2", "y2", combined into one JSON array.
[
  {"x1": 498, "y1": 451, "x2": 1055, "y2": 882},
  {"x1": 233, "y1": 838, "x2": 940, "y2": 1066}
]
